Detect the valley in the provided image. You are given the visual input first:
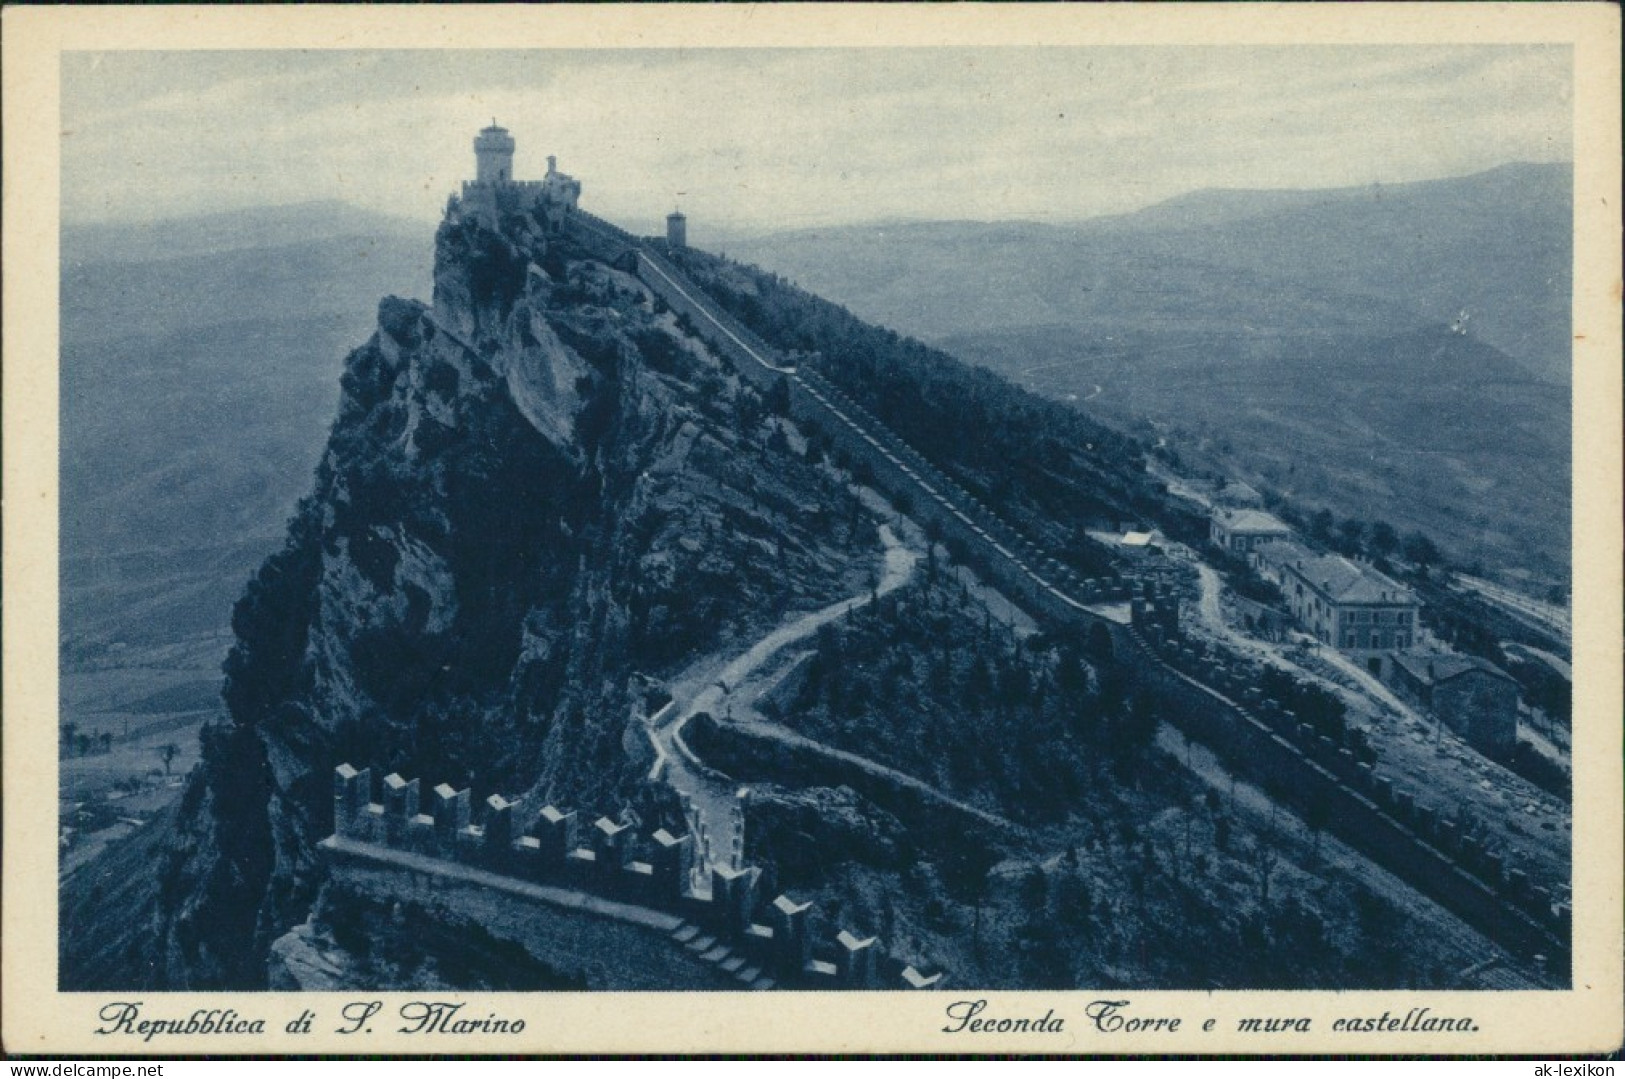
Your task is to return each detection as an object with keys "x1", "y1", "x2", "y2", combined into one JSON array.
[{"x1": 58, "y1": 205, "x2": 434, "y2": 876}]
